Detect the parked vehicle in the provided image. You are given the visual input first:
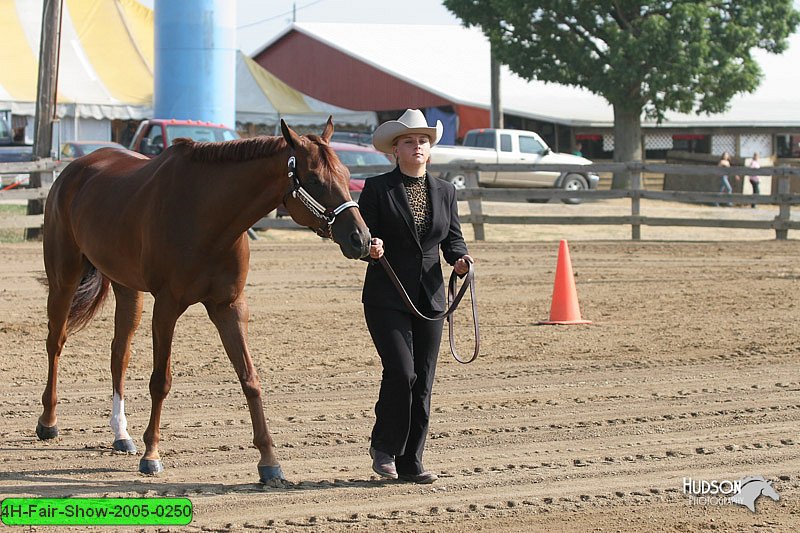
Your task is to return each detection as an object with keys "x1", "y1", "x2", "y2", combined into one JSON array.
[
  {"x1": 430, "y1": 128, "x2": 599, "y2": 204},
  {"x1": 330, "y1": 131, "x2": 374, "y2": 146},
  {"x1": 128, "y1": 119, "x2": 239, "y2": 156},
  {"x1": 0, "y1": 143, "x2": 32, "y2": 163},
  {"x1": 330, "y1": 141, "x2": 393, "y2": 192},
  {"x1": 60, "y1": 140, "x2": 125, "y2": 161},
  {"x1": 1, "y1": 111, "x2": 33, "y2": 188},
  {"x1": 0, "y1": 145, "x2": 33, "y2": 188}
]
